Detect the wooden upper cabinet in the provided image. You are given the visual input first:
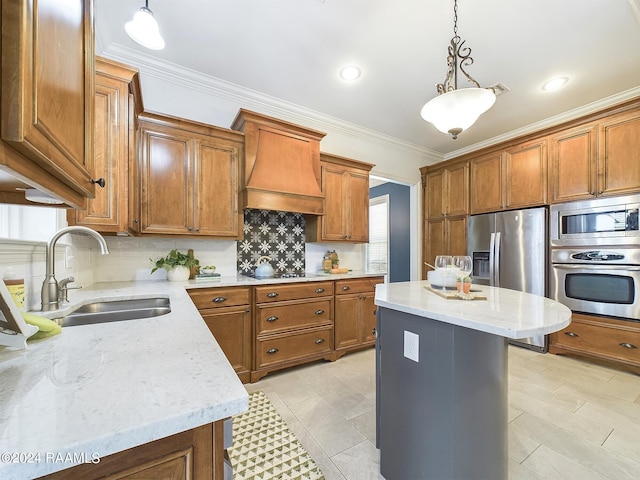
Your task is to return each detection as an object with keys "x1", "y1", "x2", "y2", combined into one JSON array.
[
  {"x1": 68, "y1": 57, "x2": 141, "y2": 234},
  {"x1": 136, "y1": 114, "x2": 243, "y2": 238},
  {"x1": 470, "y1": 152, "x2": 503, "y2": 214},
  {"x1": 470, "y1": 139, "x2": 546, "y2": 213},
  {"x1": 425, "y1": 161, "x2": 468, "y2": 219},
  {"x1": 550, "y1": 109, "x2": 640, "y2": 202},
  {"x1": 549, "y1": 124, "x2": 597, "y2": 202},
  {"x1": 1, "y1": 0, "x2": 96, "y2": 198},
  {"x1": 306, "y1": 153, "x2": 374, "y2": 243},
  {"x1": 597, "y1": 109, "x2": 640, "y2": 198}
]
